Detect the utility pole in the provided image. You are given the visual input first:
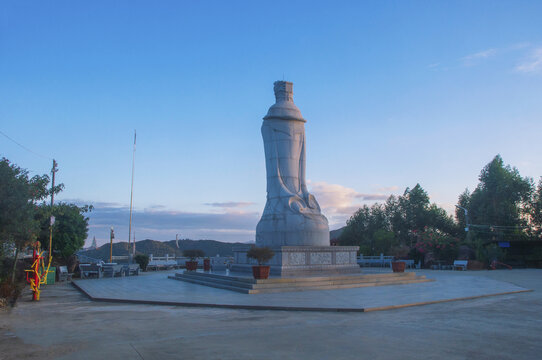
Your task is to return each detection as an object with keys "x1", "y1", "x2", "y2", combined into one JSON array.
[
  {"x1": 110, "y1": 227, "x2": 115, "y2": 263},
  {"x1": 456, "y1": 205, "x2": 470, "y2": 243},
  {"x1": 48, "y1": 159, "x2": 58, "y2": 266},
  {"x1": 128, "y1": 130, "x2": 136, "y2": 263}
]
